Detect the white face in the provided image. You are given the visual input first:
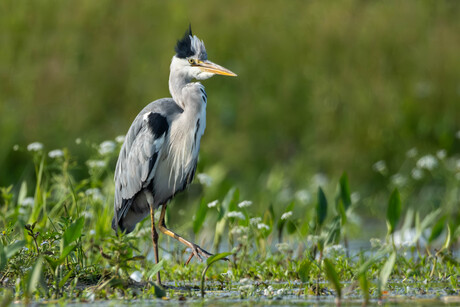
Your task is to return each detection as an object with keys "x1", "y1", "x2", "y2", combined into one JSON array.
[
  {"x1": 170, "y1": 55, "x2": 236, "y2": 81},
  {"x1": 170, "y1": 56, "x2": 214, "y2": 81}
]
